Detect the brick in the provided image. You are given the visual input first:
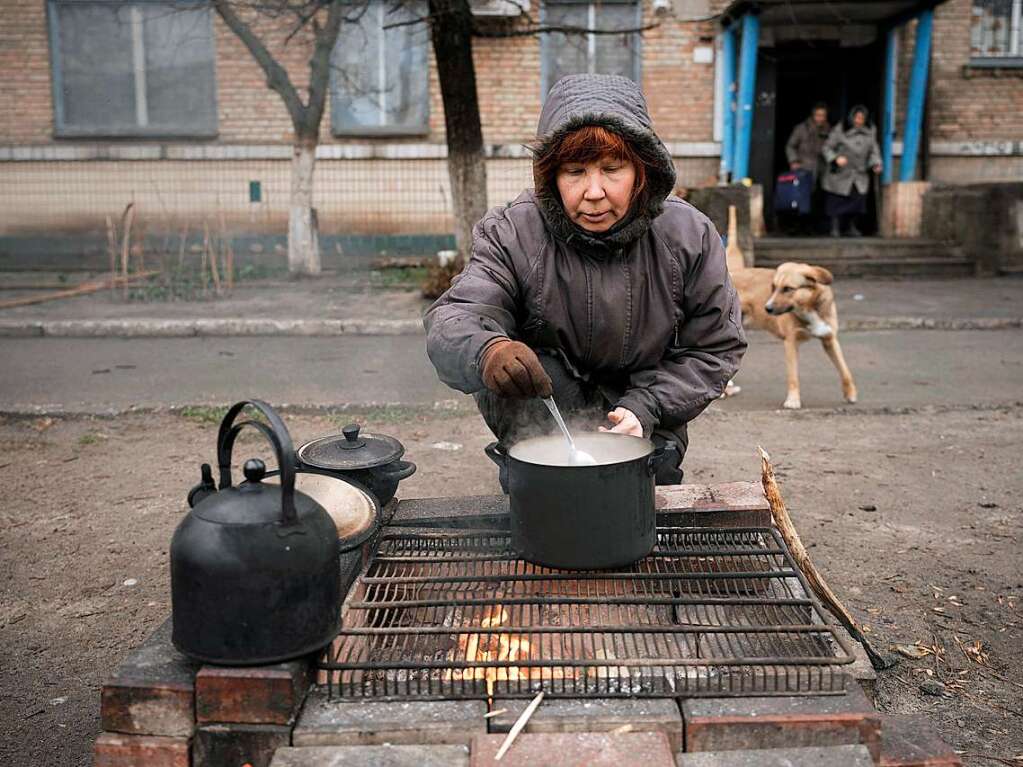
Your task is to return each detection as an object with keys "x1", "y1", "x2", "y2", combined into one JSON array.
[
  {"x1": 196, "y1": 659, "x2": 312, "y2": 725},
  {"x1": 656, "y1": 482, "x2": 772, "y2": 527},
  {"x1": 682, "y1": 686, "x2": 882, "y2": 761},
  {"x1": 292, "y1": 688, "x2": 486, "y2": 747},
  {"x1": 470, "y1": 731, "x2": 676, "y2": 767},
  {"x1": 489, "y1": 697, "x2": 683, "y2": 752},
  {"x1": 270, "y1": 744, "x2": 470, "y2": 766},
  {"x1": 676, "y1": 744, "x2": 875, "y2": 767},
  {"x1": 93, "y1": 733, "x2": 190, "y2": 767},
  {"x1": 193, "y1": 722, "x2": 292, "y2": 767},
  {"x1": 879, "y1": 714, "x2": 962, "y2": 766},
  {"x1": 100, "y1": 619, "x2": 200, "y2": 737}
]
